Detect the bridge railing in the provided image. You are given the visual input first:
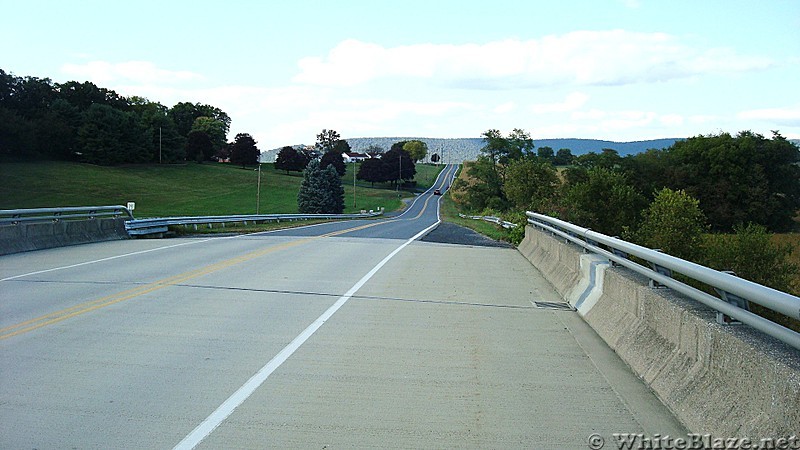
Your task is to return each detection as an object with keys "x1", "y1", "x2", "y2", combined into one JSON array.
[
  {"x1": 125, "y1": 211, "x2": 384, "y2": 236},
  {"x1": 526, "y1": 211, "x2": 800, "y2": 351},
  {"x1": 0, "y1": 205, "x2": 134, "y2": 225}
]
